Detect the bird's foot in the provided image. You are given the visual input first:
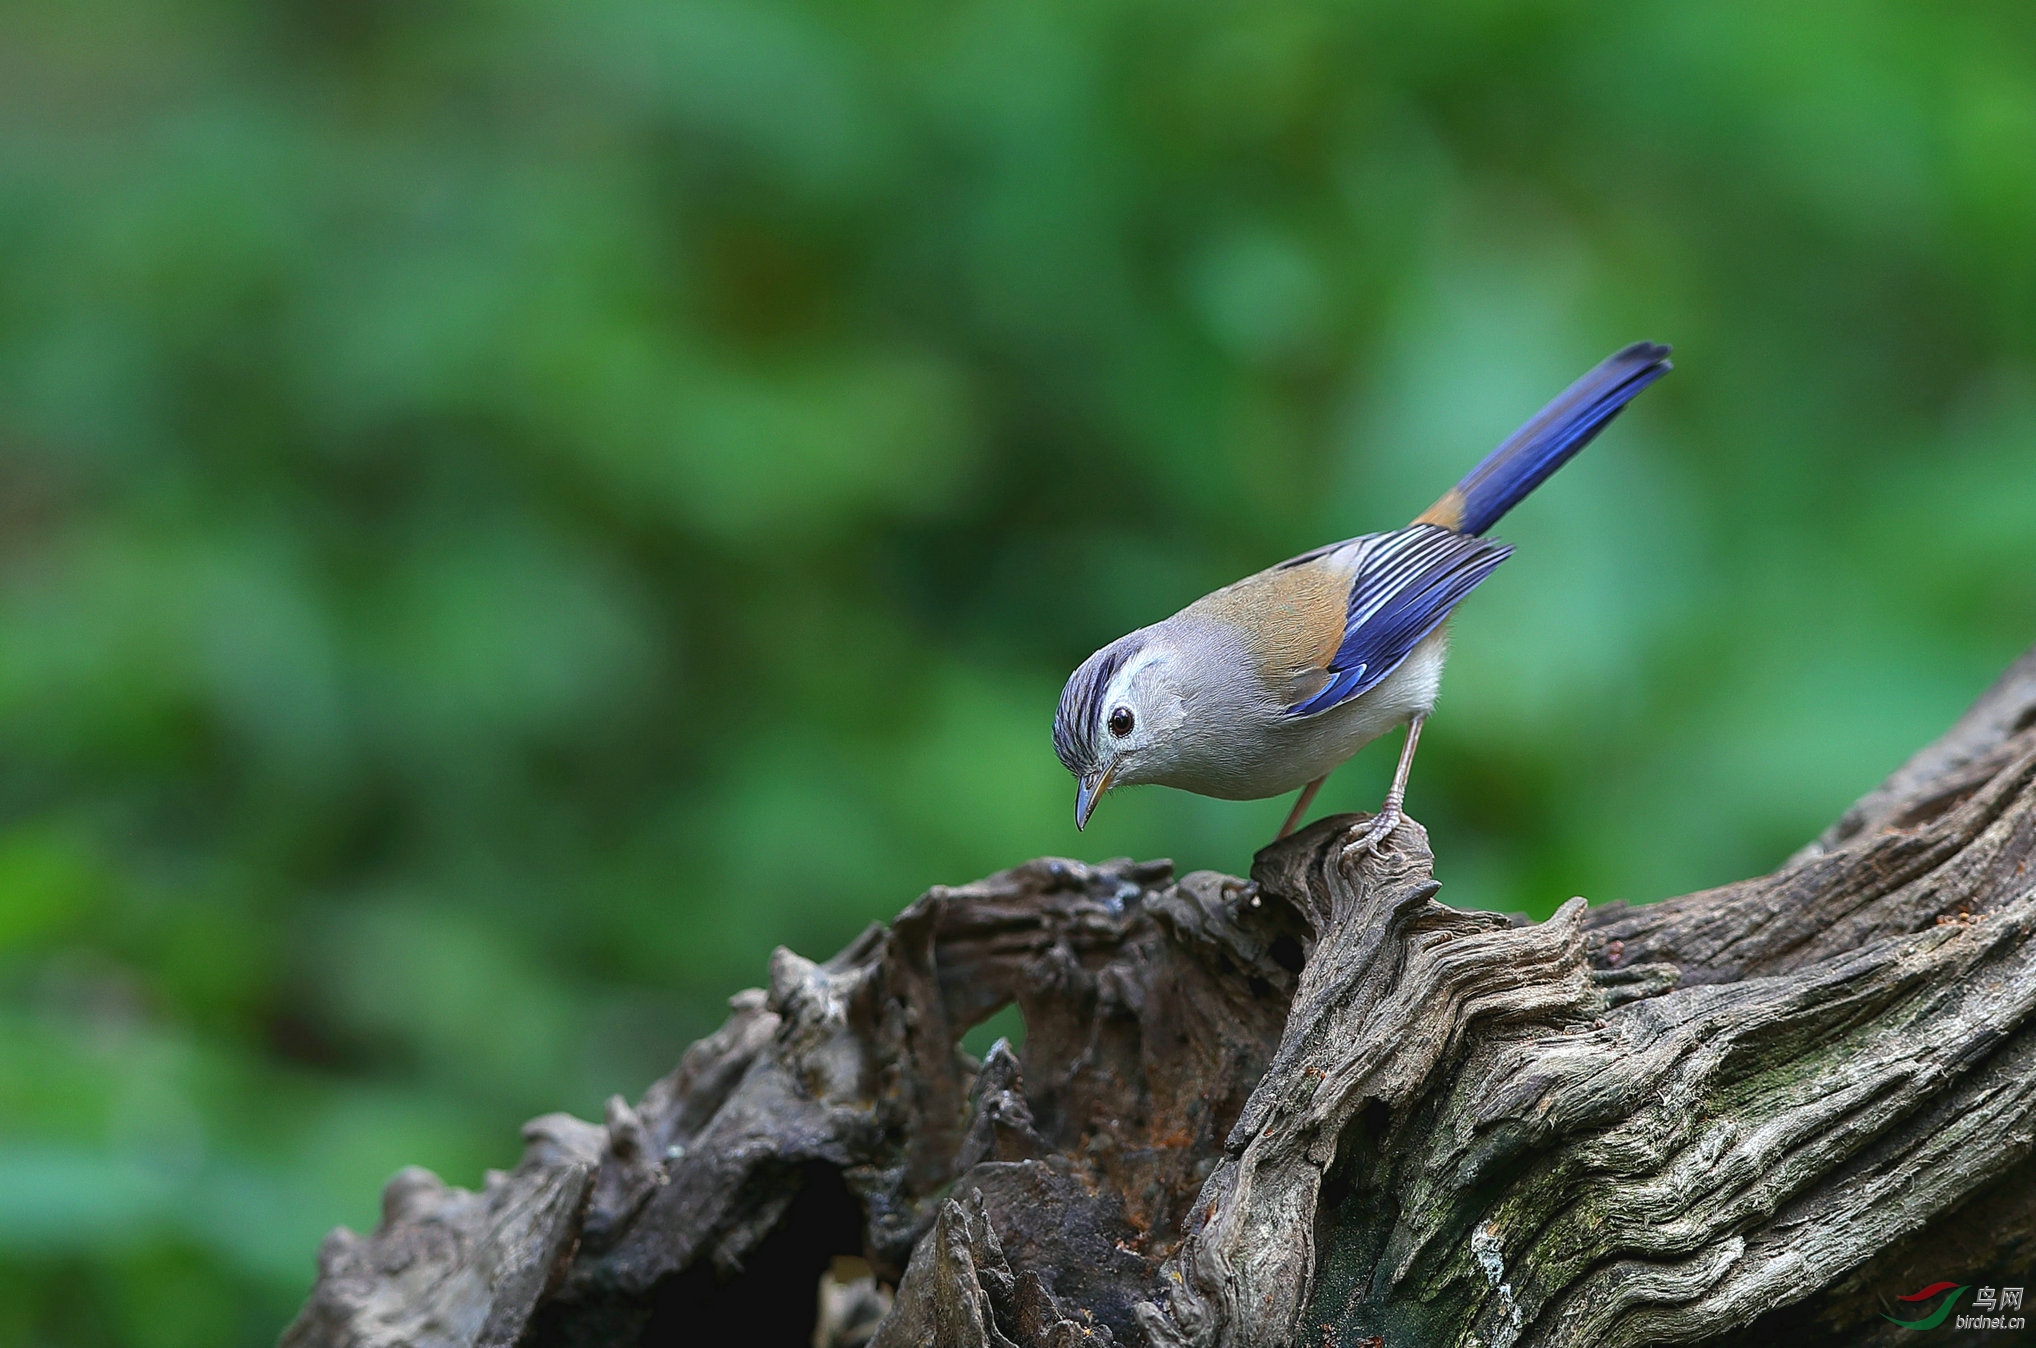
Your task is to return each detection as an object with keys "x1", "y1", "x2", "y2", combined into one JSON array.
[{"x1": 1341, "y1": 806, "x2": 1404, "y2": 861}]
